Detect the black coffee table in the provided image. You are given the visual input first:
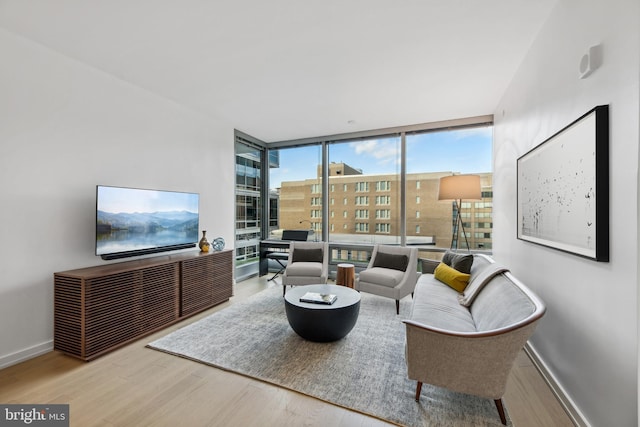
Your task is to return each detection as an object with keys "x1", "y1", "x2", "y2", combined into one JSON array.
[{"x1": 284, "y1": 284, "x2": 361, "y2": 342}]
